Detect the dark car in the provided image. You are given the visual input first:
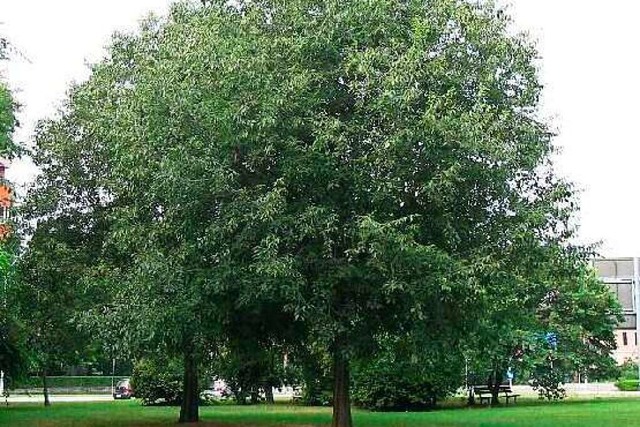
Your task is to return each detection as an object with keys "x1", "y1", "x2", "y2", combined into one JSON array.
[{"x1": 113, "y1": 379, "x2": 134, "y2": 399}]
